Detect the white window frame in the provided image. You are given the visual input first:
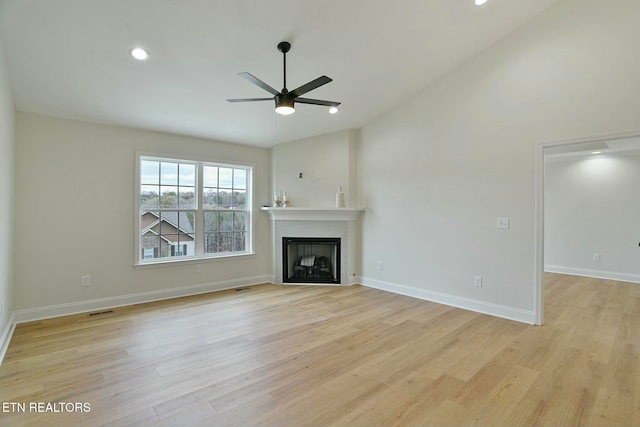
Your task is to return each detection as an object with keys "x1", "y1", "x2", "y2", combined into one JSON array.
[{"x1": 135, "y1": 152, "x2": 254, "y2": 266}]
